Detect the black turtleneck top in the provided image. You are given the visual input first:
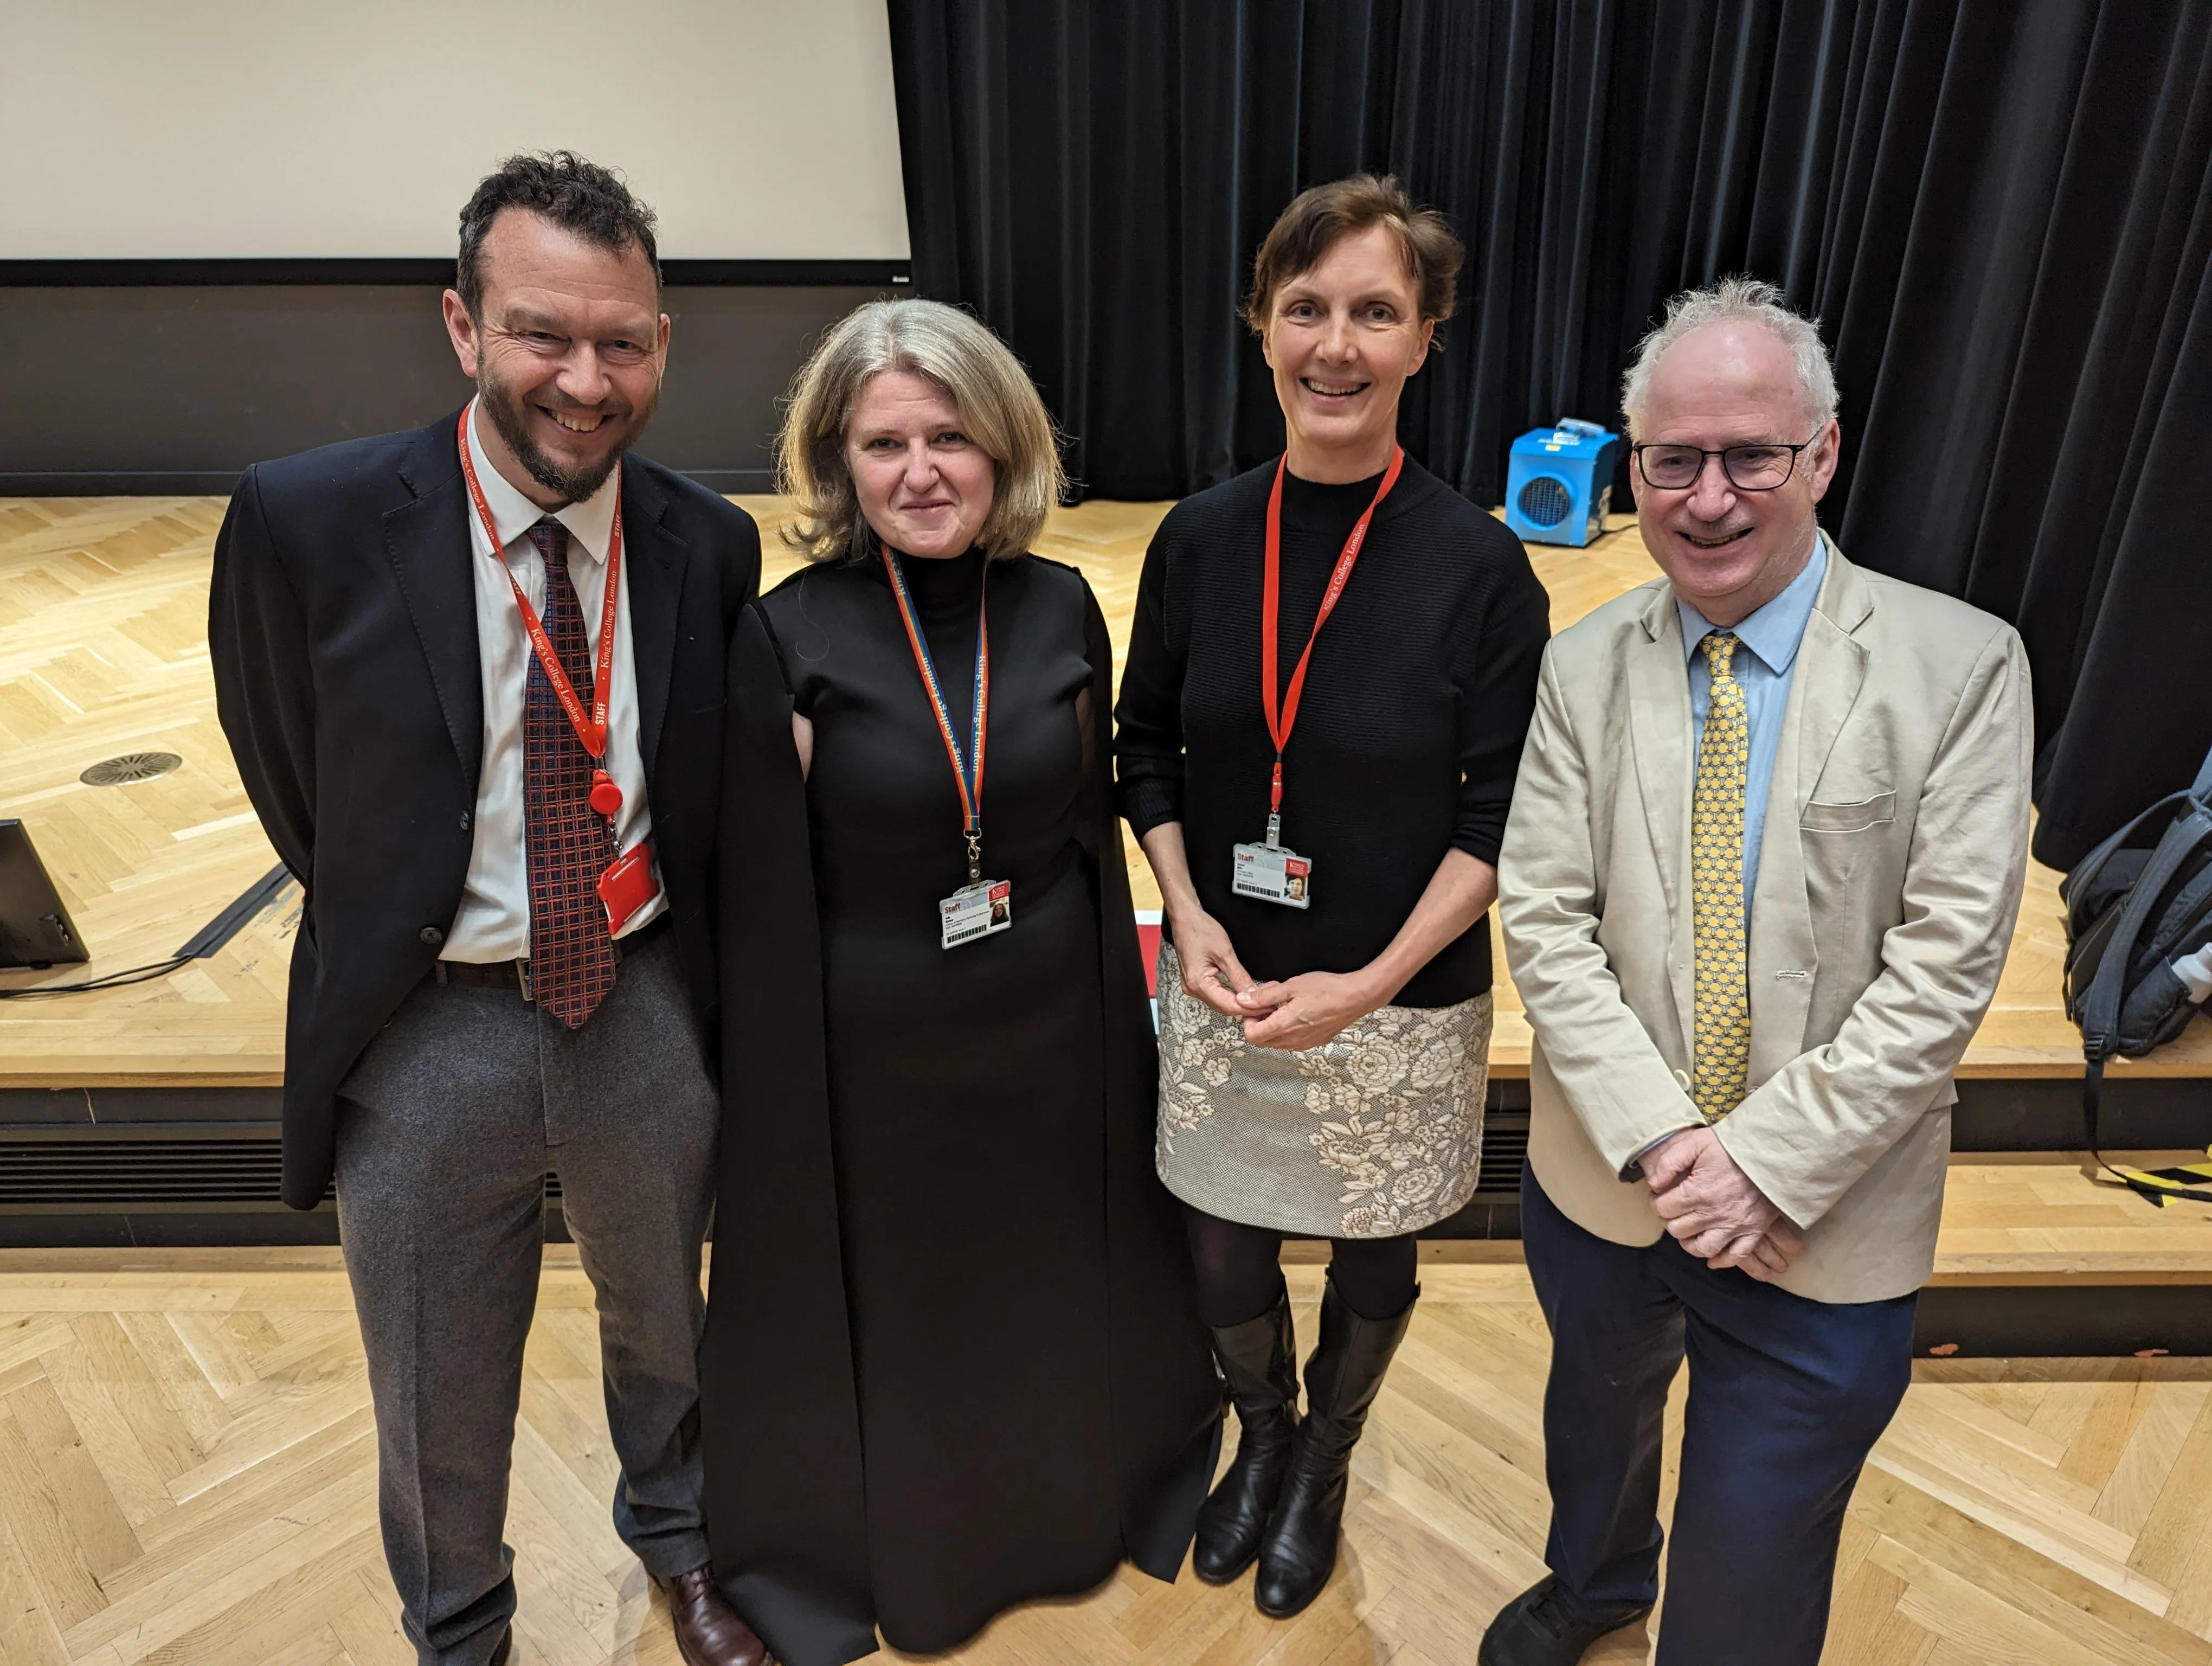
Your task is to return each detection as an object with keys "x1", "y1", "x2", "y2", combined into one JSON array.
[
  {"x1": 897, "y1": 547, "x2": 986, "y2": 752},
  {"x1": 755, "y1": 544, "x2": 1100, "y2": 925},
  {"x1": 1114, "y1": 455, "x2": 1551, "y2": 1005}
]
